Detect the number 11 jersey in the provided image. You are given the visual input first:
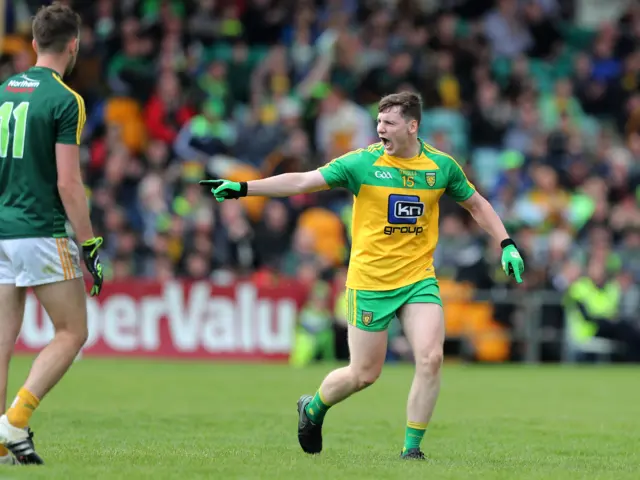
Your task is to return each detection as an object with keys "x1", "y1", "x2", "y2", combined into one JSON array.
[{"x1": 0, "y1": 66, "x2": 86, "y2": 239}]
